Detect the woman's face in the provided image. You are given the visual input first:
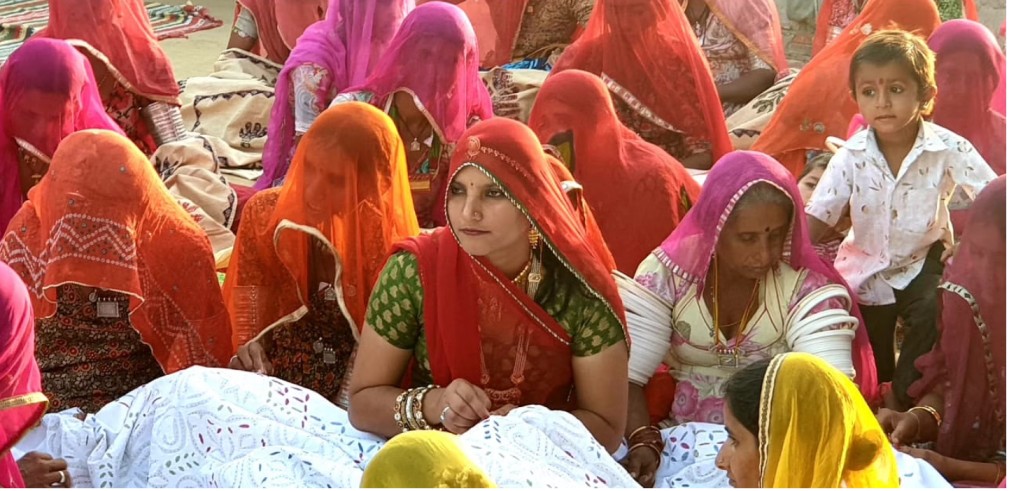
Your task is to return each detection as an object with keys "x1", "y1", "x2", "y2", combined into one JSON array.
[
  {"x1": 797, "y1": 167, "x2": 824, "y2": 204},
  {"x1": 716, "y1": 401, "x2": 760, "y2": 488},
  {"x1": 447, "y1": 166, "x2": 531, "y2": 260},
  {"x1": 302, "y1": 157, "x2": 351, "y2": 223},
  {"x1": 606, "y1": 0, "x2": 662, "y2": 33},
  {"x1": 936, "y1": 51, "x2": 993, "y2": 113},
  {"x1": 715, "y1": 201, "x2": 790, "y2": 281}
]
